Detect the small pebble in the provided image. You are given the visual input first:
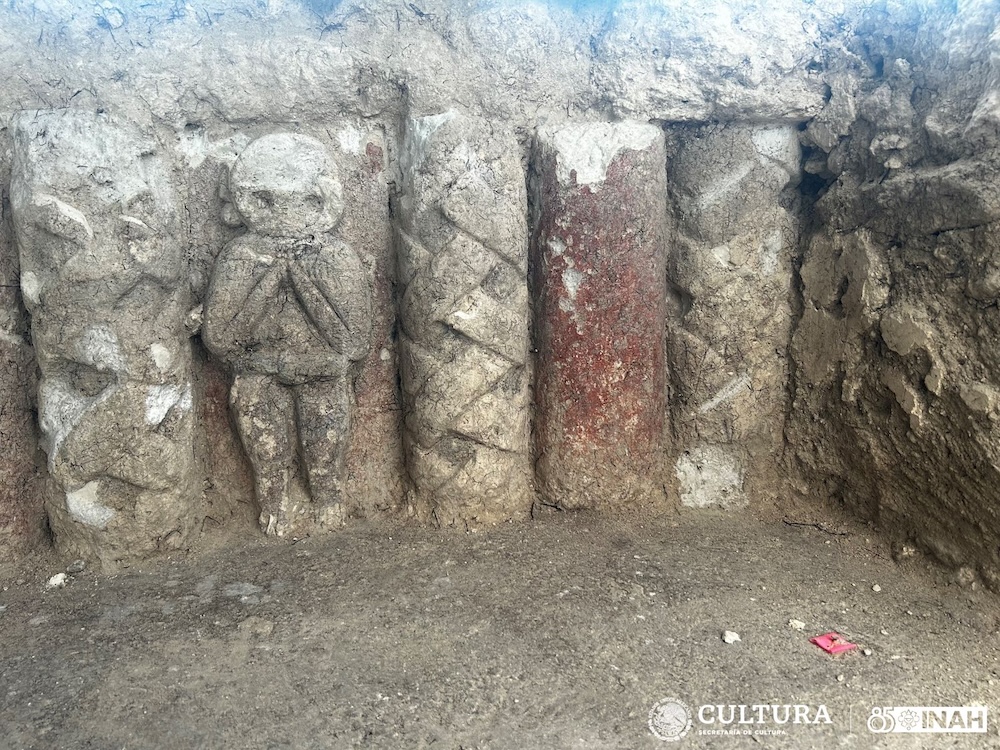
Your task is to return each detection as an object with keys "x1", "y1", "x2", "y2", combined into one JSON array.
[
  {"x1": 0, "y1": 605, "x2": 7, "y2": 613},
  {"x1": 872, "y1": 584, "x2": 881, "y2": 593},
  {"x1": 46, "y1": 573, "x2": 67, "y2": 589},
  {"x1": 837, "y1": 674, "x2": 845, "y2": 682},
  {"x1": 66, "y1": 560, "x2": 86, "y2": 575},
  {"x1": 863, "y1": 648, "x2": 873, "y2": 656},
  {"x1": 15, "y1": 579, "x2": 26, "y2": 586},
  {"x1": 880, "y1": 628, "x2": 889, "y2": 635},
  {"x1": 788, "y1": 619, "x2": 806, "y2": 631},
  {"x1": 722, "y1": 630, "x2": 741, "y2": 644}
]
